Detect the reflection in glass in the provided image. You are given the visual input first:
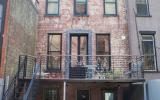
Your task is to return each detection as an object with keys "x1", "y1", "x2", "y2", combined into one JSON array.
[{"x1": 105, "y1": 92, "x2": 114, "y2": 100}]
